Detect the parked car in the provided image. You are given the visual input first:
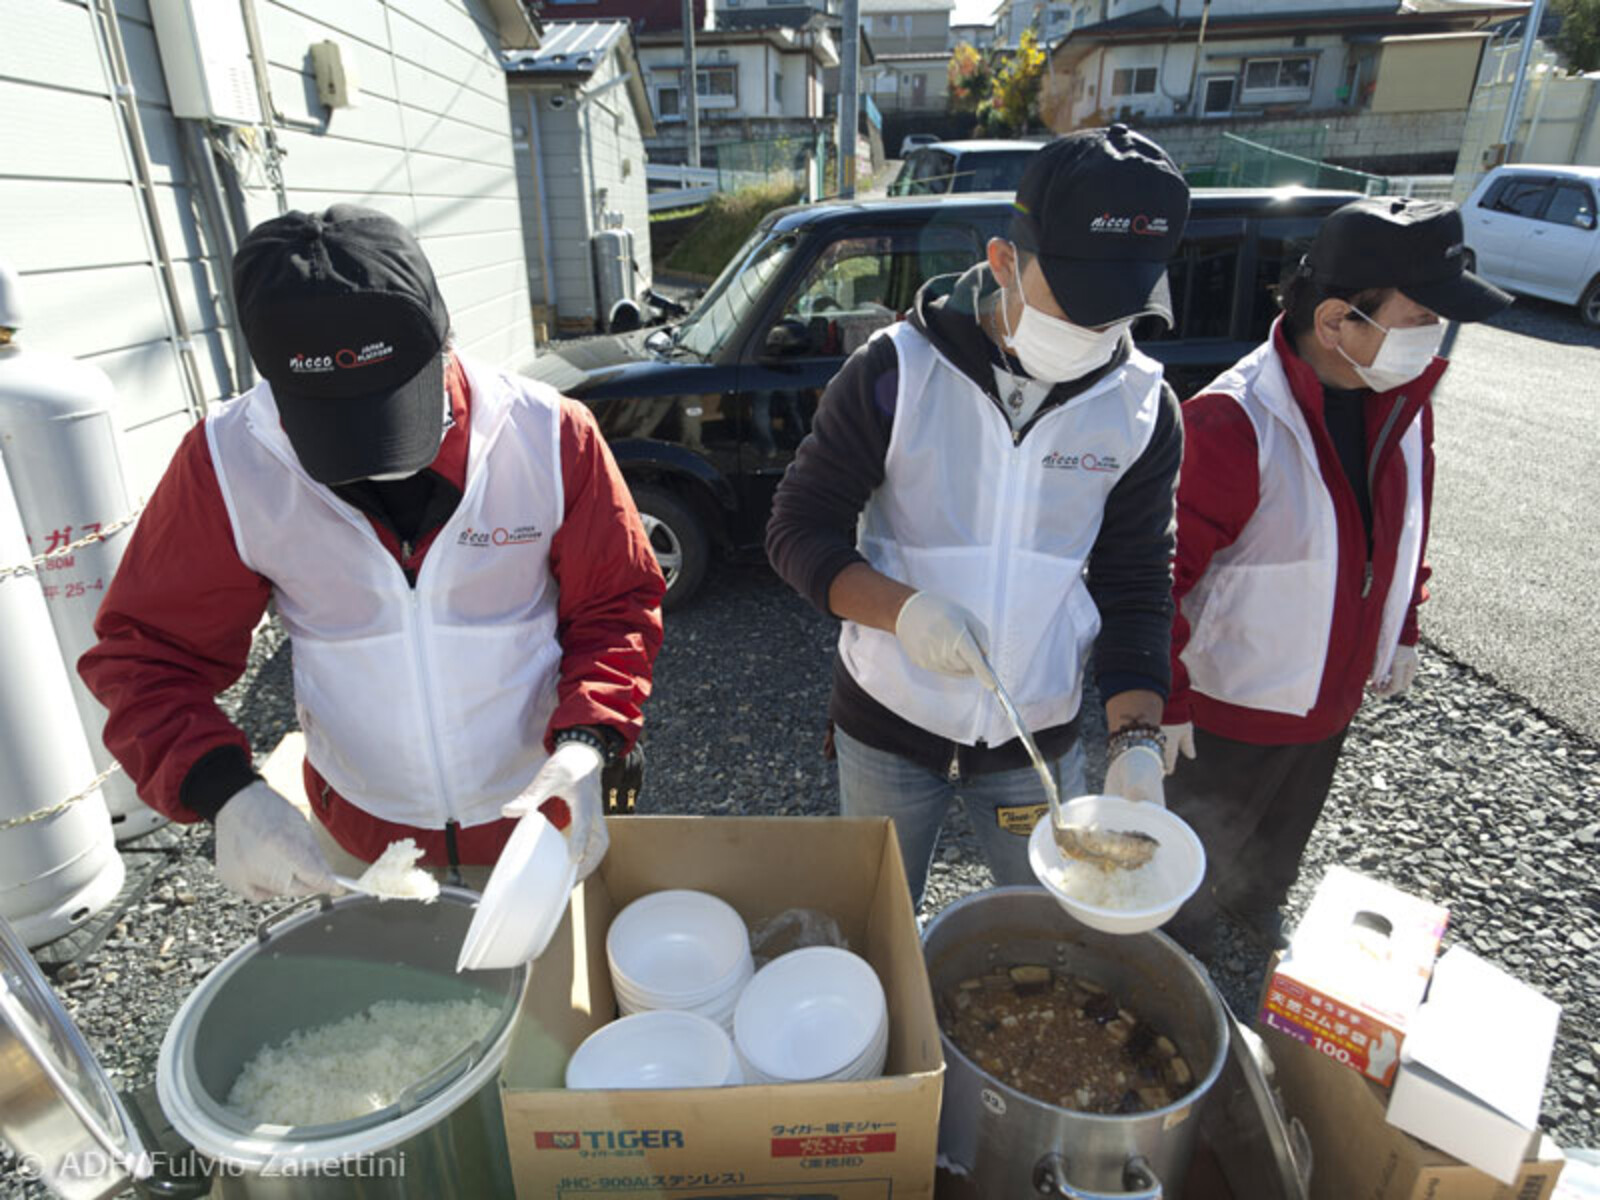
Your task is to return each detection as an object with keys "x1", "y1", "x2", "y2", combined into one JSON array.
[
  {"x1": 526, "y1": 188, "x2": 1362, "y2": 609},
  {"x1": 898, "y1": 132, "x2": 941, "y2": 157},
  {"x1": 1461, "y1": 164, "x2": 1600, "y2": 328},
  {"x1": 888, "y1": 140, "x2": 1041, "y2": 197}
]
